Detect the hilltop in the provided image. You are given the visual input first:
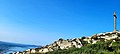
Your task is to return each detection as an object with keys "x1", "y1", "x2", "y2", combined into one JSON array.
[{"x1": 14, "y1": 31, "x2": 120, "y2": 54}]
